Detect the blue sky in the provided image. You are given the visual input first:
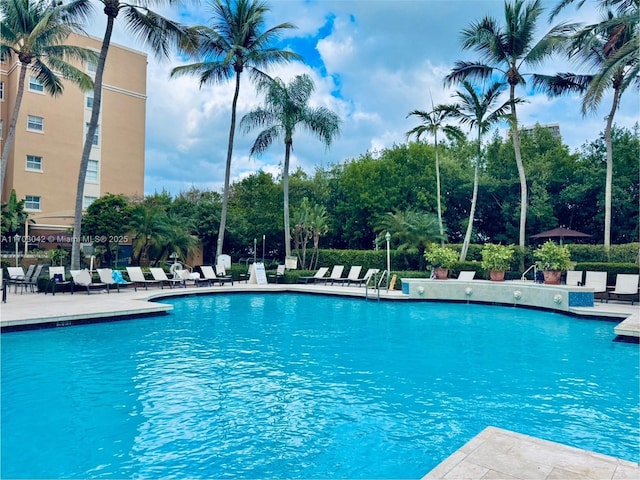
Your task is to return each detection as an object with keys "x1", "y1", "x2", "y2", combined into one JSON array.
[{"x1": 99, "y1": 0, "x2": 638, "y2": 197}]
